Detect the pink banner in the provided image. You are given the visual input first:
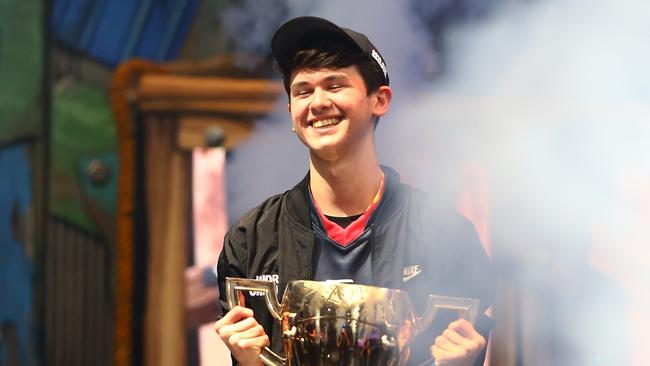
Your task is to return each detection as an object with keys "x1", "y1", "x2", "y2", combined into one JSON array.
[{"x1": 191, "y1": 147, "x2": 231, "y2": 365}]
